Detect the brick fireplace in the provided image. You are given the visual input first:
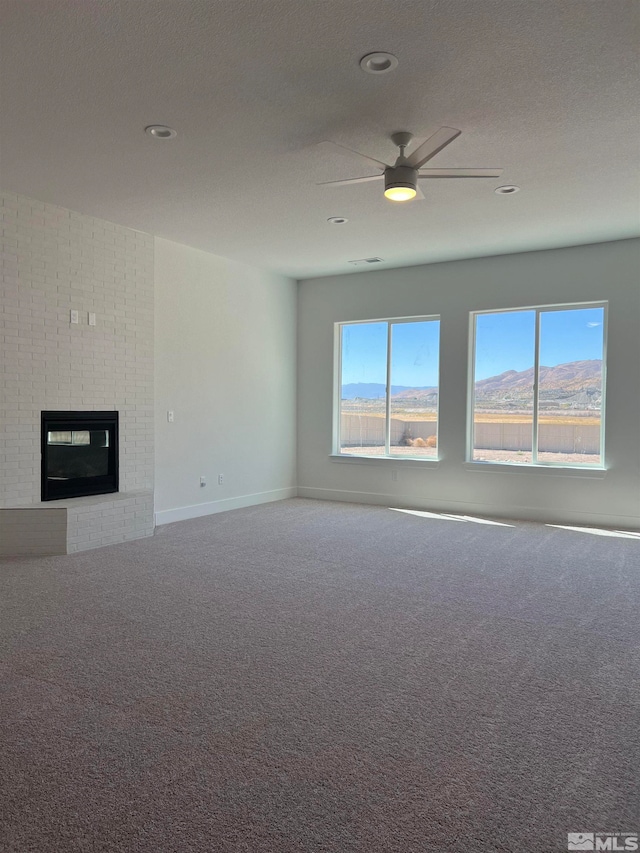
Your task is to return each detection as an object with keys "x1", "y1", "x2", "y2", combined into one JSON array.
[{"x1": 0, "y1": 191, "x2": 155, "y2": 554}]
